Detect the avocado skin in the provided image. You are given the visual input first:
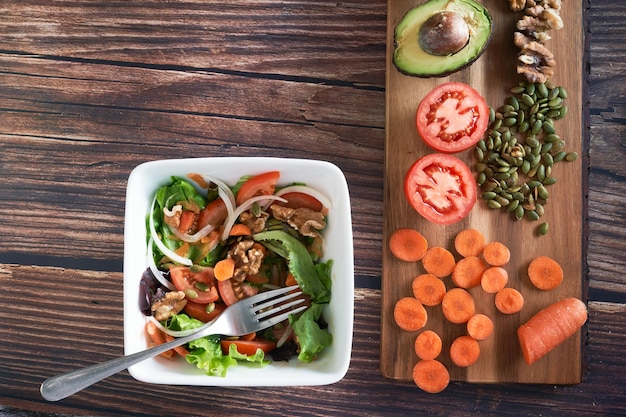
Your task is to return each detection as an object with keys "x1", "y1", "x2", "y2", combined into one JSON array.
[{"x1": 393, "y1": 0, "x2": 493, "y2": 78}]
